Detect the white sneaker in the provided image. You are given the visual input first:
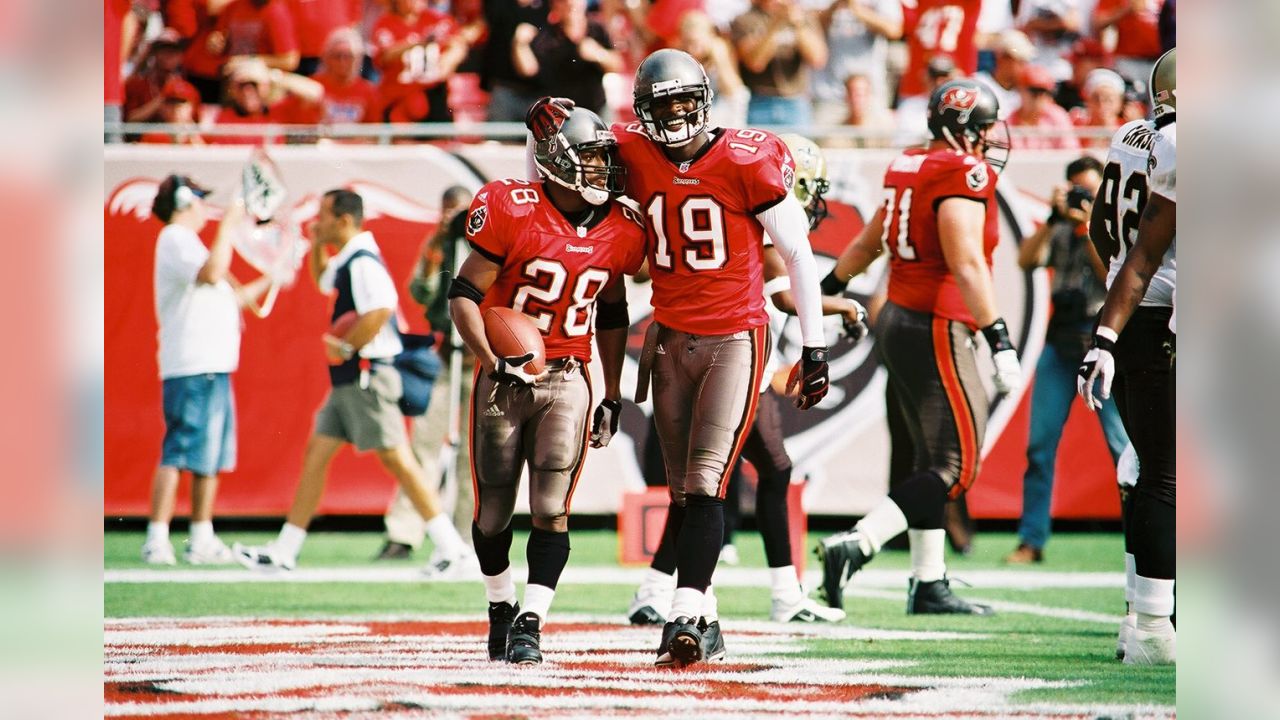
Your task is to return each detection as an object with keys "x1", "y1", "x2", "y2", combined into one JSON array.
[
  {"x1": 771, "y1": 595, "x2": 847, "y2": 623},
  {"x1": 421, "y1": 547, "x2": 480, "y2": 580},
  {"x1": 141, "y1": 539, "x2": 177, "y2": 566},
  {"x1": 185, "y1": 536, "x2": 235, "y2": 565},
  {"x1": 1116, "y1": 613, "x2": 1136, "y2": 660},
  {"x1": 233, "y1": 542, "x2": 296, "y2": 572},
  {"x1": 1124, "y1": 618, "x2": 1176, "y2": 665},
  {"x1": 718, "y1": 544, "x2": 740, "y2": 566}
]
